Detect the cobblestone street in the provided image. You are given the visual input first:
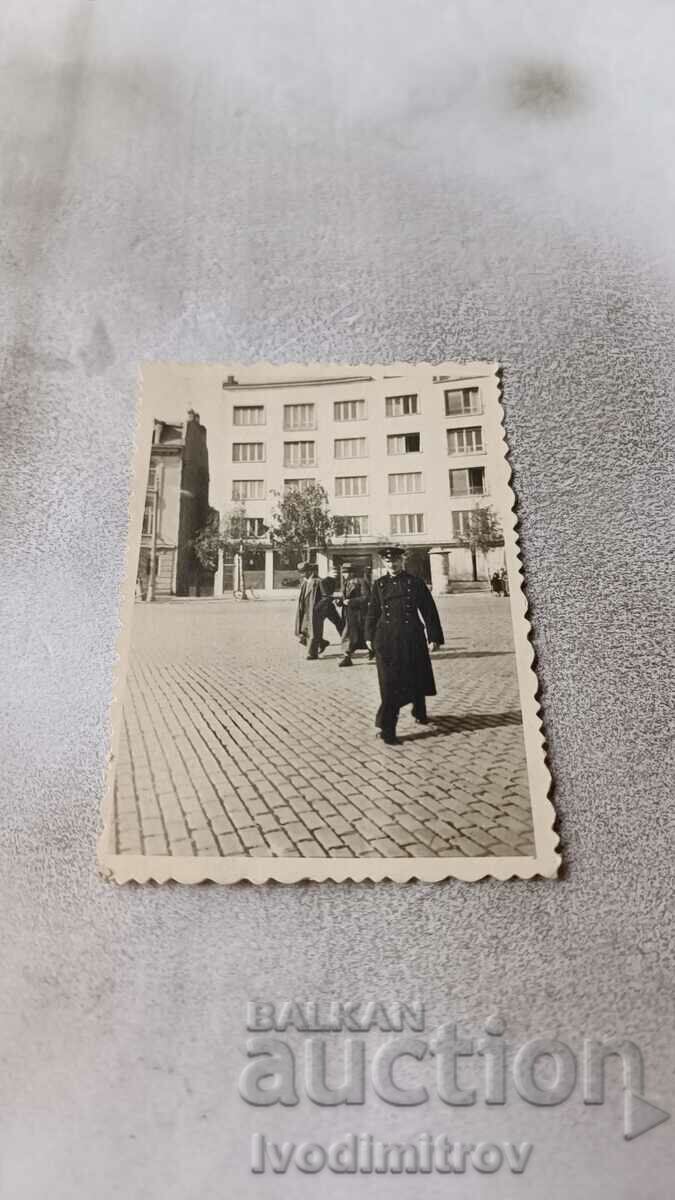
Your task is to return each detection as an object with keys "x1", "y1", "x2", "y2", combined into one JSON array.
[{"x1": 113, "y1": 594, "x2": 535, "y2": 859}]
